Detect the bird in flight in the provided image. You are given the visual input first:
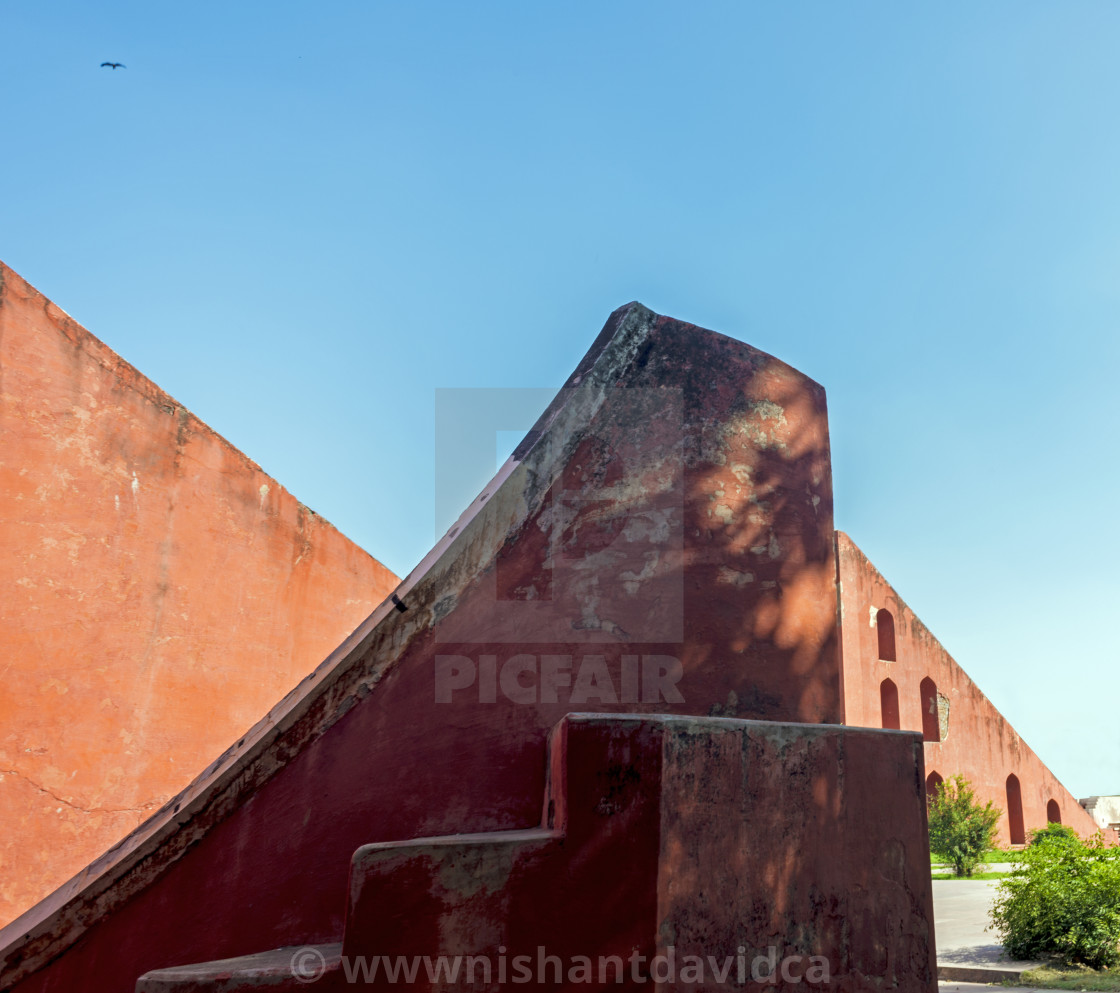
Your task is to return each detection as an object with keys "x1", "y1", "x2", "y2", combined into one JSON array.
[{"x1": 100, "y1": 62, "x2": 126, "y2": 70}]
